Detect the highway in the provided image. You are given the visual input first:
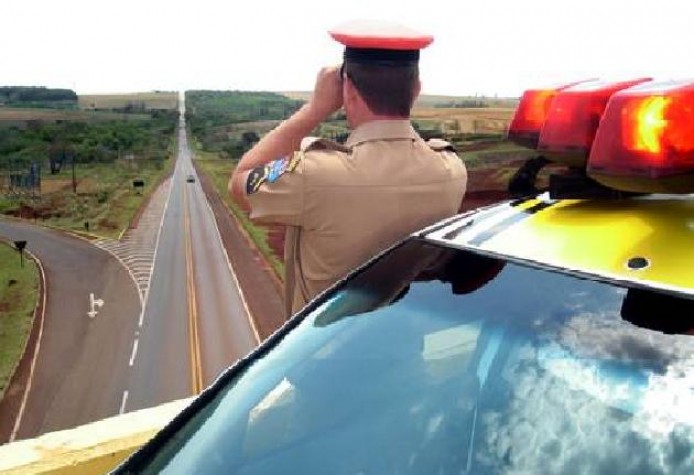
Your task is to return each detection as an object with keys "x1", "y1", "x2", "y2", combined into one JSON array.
[
  {"x1": 0, "y1": 221, "x2": 141, "y2": 440},
  {"x1": 123, "y1": 99, "x2": 259, "y2": 412},
  {"x1": 0, "y1": 96, "x2": 260, "y2": 440}
]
